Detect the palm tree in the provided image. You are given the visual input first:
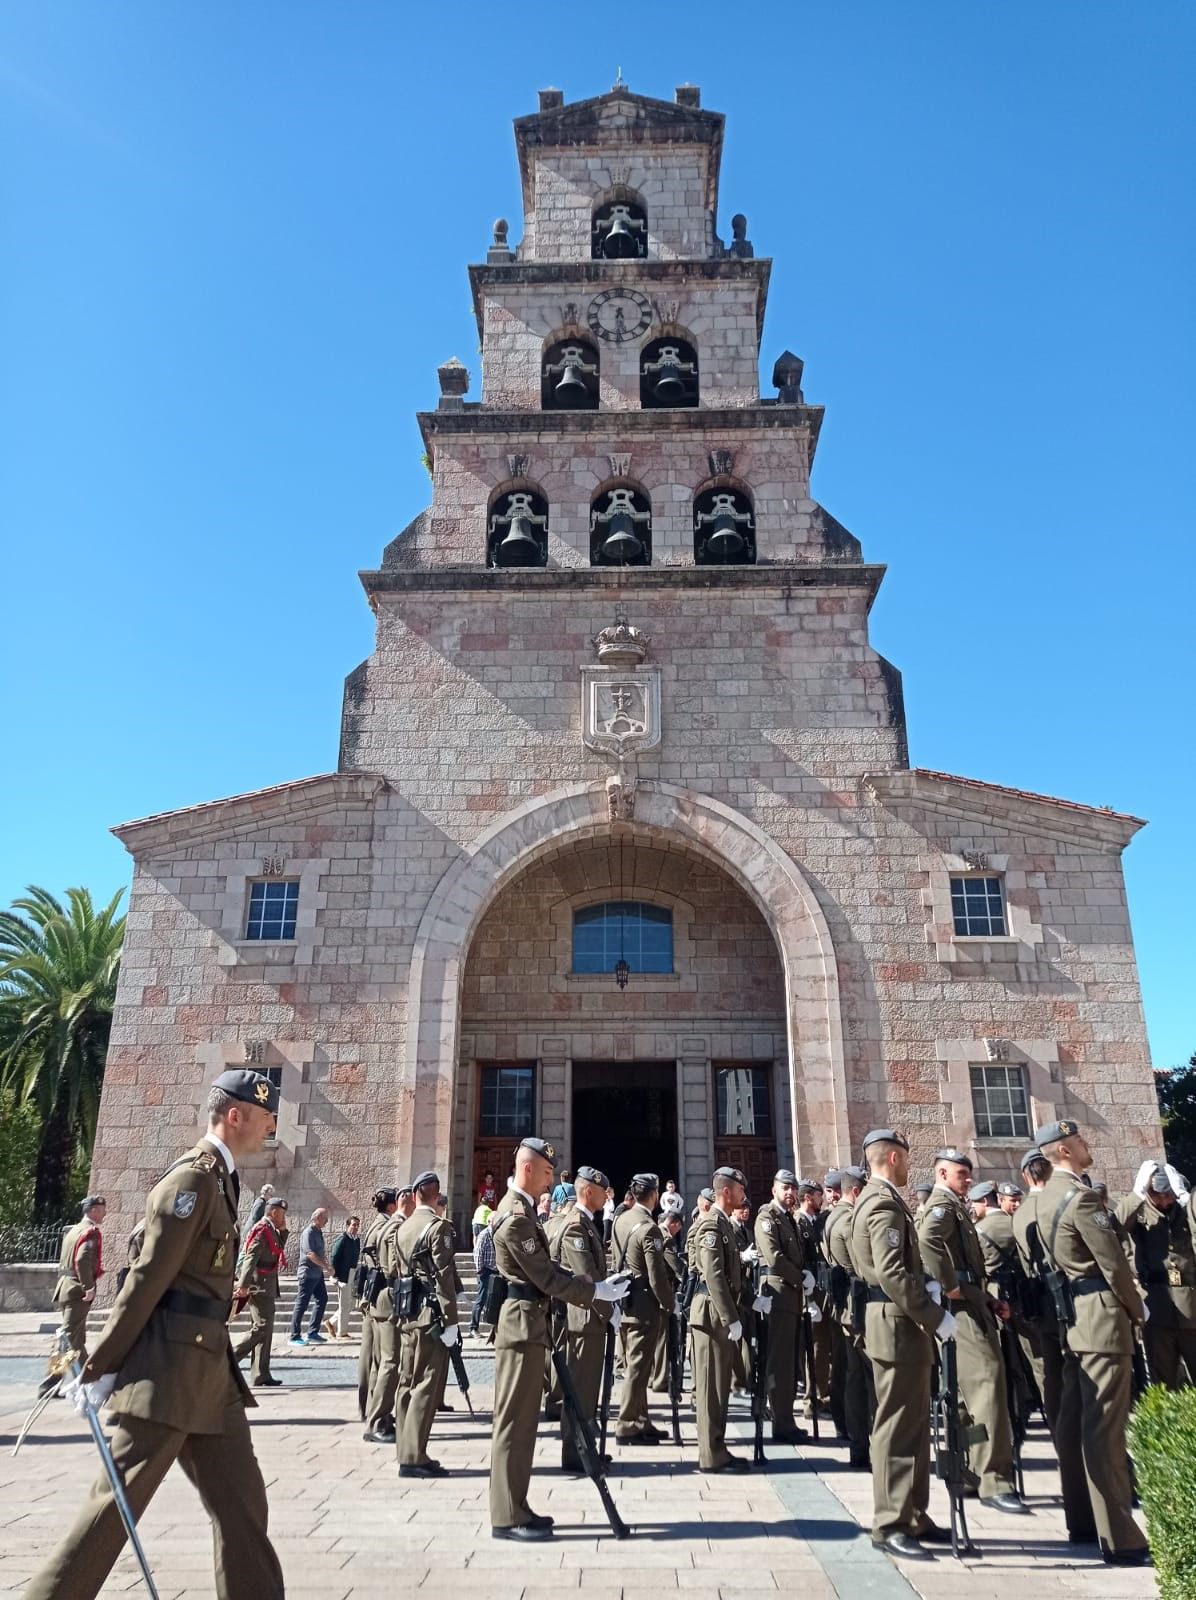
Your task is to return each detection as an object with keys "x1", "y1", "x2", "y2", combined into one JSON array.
[{"x1": 0, "y1": 886, "x2": 125, "y2": 1219}]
